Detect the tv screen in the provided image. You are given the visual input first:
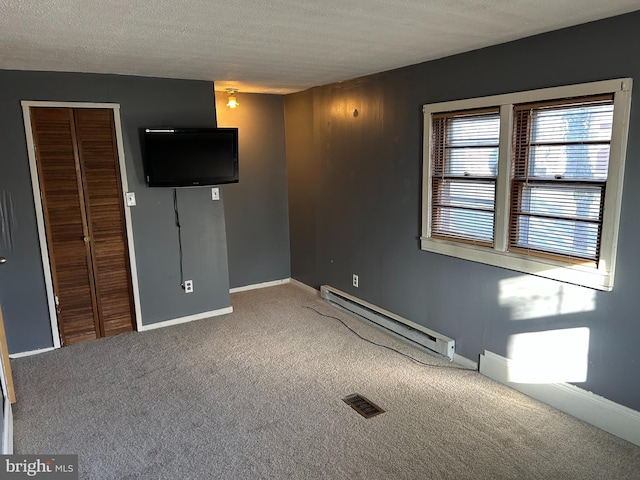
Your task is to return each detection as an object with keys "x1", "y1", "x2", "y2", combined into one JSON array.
[{"x1": 143, "y1": 128, "x2": 239, "y2": 187}]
